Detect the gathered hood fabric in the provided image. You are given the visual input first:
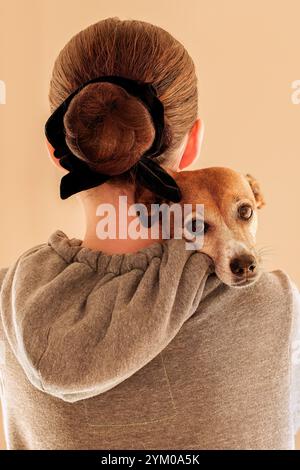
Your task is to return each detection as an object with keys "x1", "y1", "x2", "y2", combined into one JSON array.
[{"x1": 0, "y1": 230, "x2": 214, "y2": 403}]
